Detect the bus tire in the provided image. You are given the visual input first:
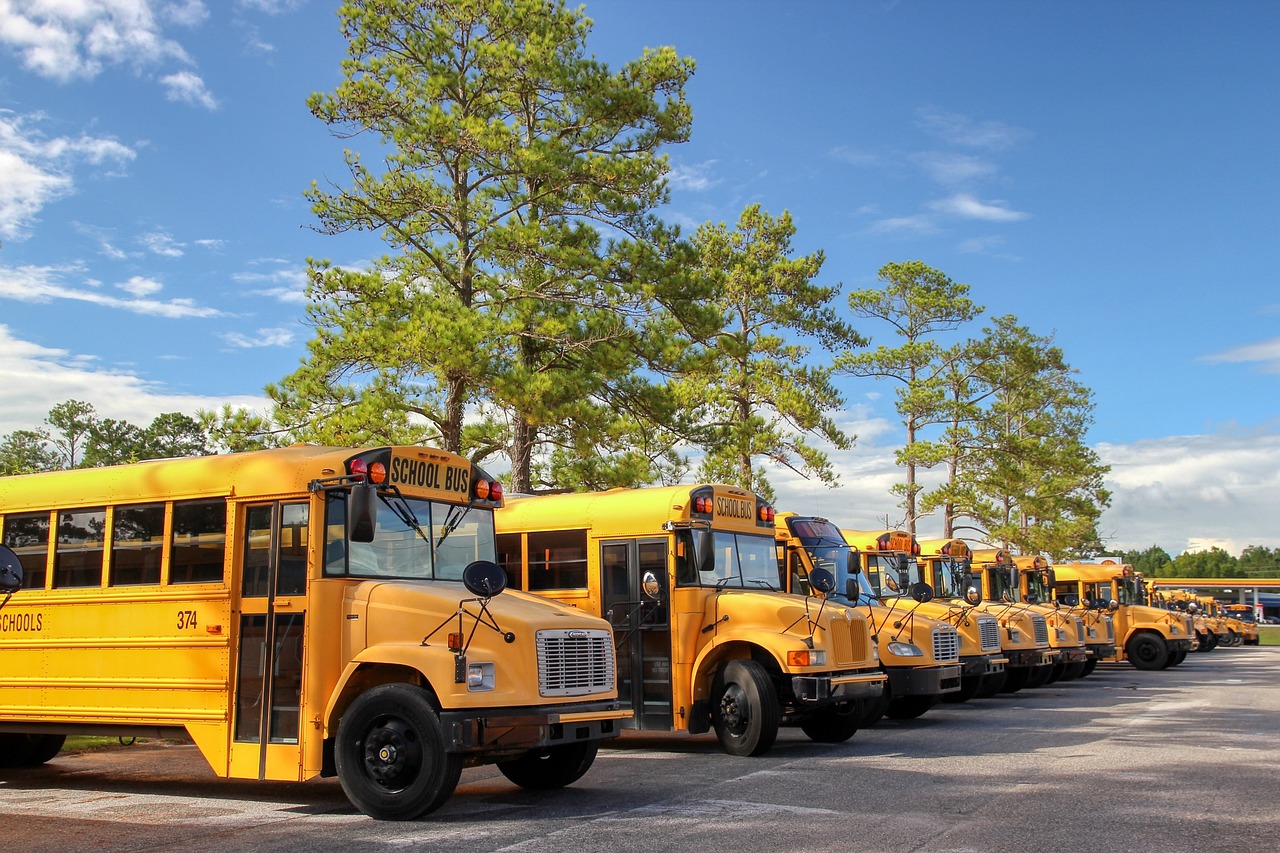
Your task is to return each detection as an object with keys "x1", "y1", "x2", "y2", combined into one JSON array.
[
  {"x1": 799, "y1": 702, "x2": 861, "y2": 743},
  {"x1": 711, "y1": 660, "x2": 779, "y2": 757},
  {"x1": 497, "y1": 741, "x2": 599, "y2": 789},
  {"x1": 0, "y1": 733, "x2": 66, "y2": 767},
  {"x1": 1164, "y1": 650, "x2": 1187, "y2": 668},
  {"x1": 884, "y1": 695, "x2": 936, "y2": 720},
  {"x1": 1126, "y1": 634, "x2": 1168, "y2": 671},
  {"x1": 1080, "y1": 659, "x2": 1098, "y2": 677},
  {"x1": 1000, "y1": 667, "x2": 1030, "y2": 693},
  {"x1": 942, "y1": 675, "x2": 983, "y2": 704},
  {"x1": 334, "y1": 683, "x2": 462, "y2": 821},
  {"x1": 1061, "y1": 661, "x2": 1086, "y2": 681},
  {"x1": 972, "y1": 670, "x2": 1007, "y2": 698}
]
